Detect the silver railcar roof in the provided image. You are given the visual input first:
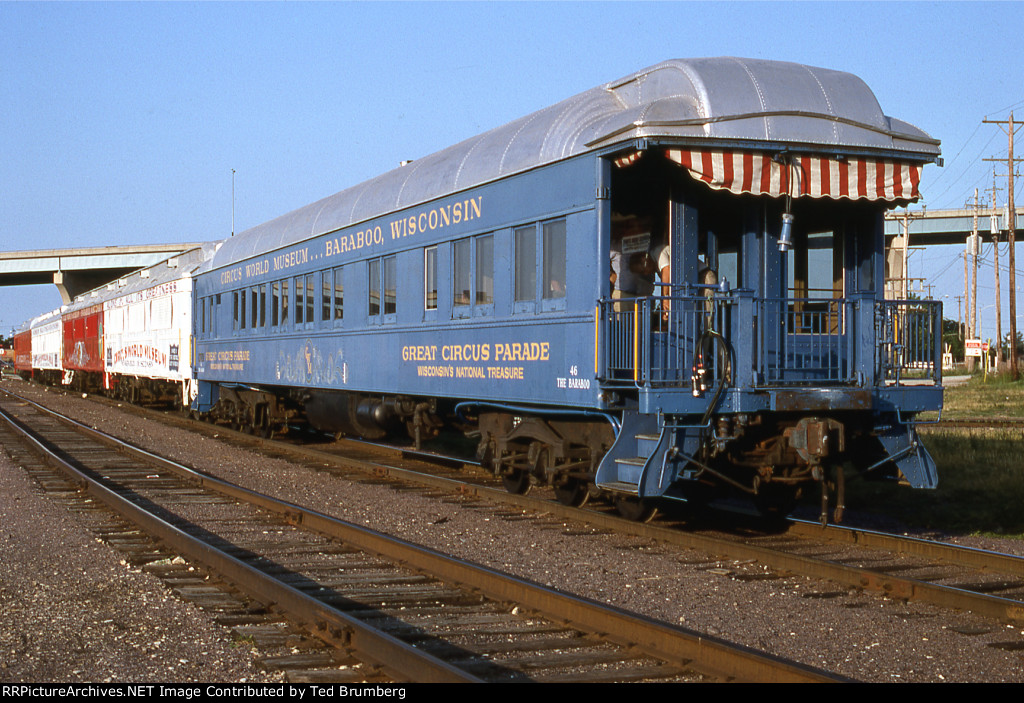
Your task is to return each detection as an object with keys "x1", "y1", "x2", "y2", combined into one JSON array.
[{"x1": 213, "y1": 57, "x2": 940, "y2": 269}]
